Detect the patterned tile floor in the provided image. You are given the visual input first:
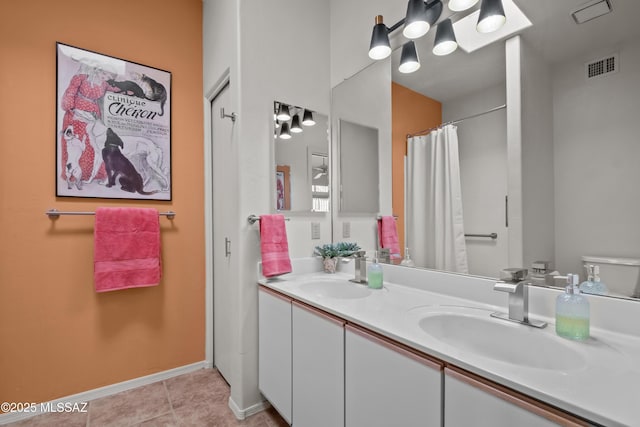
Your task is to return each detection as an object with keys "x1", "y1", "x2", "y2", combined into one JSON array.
[{"x1": 7, "y1": 369, "x2": 289, "y2": 427}]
